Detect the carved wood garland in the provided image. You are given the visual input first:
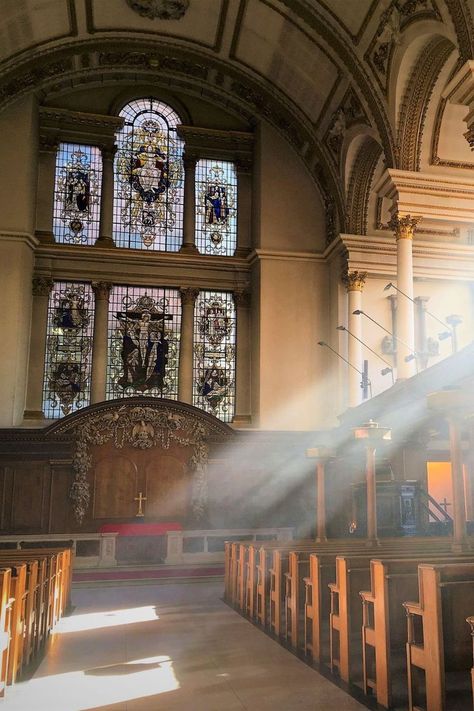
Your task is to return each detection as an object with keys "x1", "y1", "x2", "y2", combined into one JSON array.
[{"x1": 66, "y1": 403, "x2": 224, "y2": 525}]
